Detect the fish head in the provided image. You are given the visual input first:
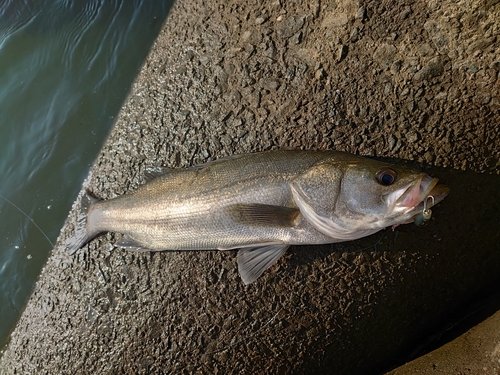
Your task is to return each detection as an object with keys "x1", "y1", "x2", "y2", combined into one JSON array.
[
  {"x1": 291, "y1": 156, "x2": 449, "y2": 241},
  {"x1": 336, "y1": 160, "x2": 450, "y2": 232}
]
